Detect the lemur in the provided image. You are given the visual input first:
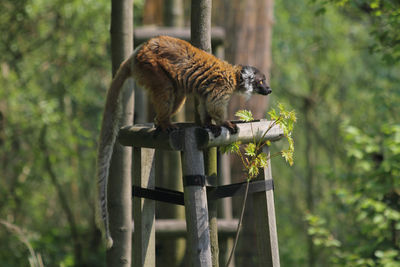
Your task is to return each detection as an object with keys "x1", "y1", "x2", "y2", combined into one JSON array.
[{"x1": 97, "y1": 35, "x2": 271, "y2": 247}]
